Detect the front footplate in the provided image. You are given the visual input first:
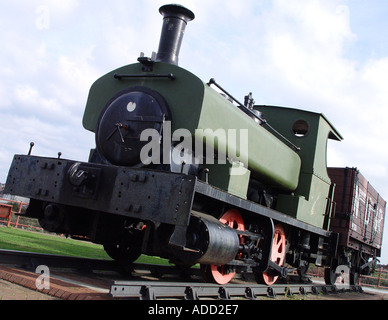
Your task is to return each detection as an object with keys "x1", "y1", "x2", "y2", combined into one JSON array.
[{"x1": 5, "y1": 155, "x2": 196, "y2": 233}]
